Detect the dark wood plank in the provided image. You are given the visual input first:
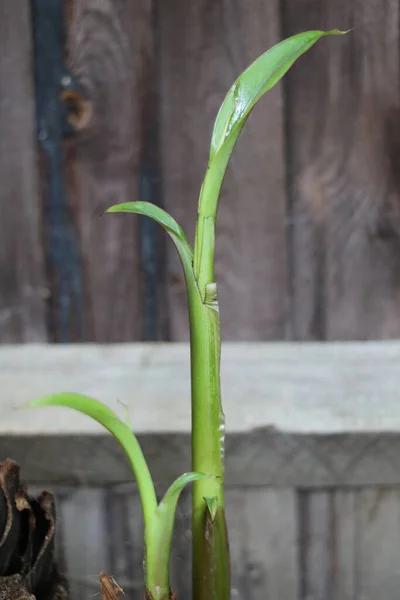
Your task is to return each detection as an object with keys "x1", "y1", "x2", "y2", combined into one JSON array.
[
  {"x1": 159, "y1": 0, "x2": 287, "y2": 340},
  {"x1": 108, "y1": 485, "x2": 144, "y2": 600},
  {"x1": 59, "y1": 487, "x2": 109, "y2": 600},
  {"x1": 299, "y1": 490, "x2": 357, "y2": 600},
  {"x1": 357, "y1": 489, "x2": 400, "y2": 599},
  {"x1": 0, "y1": 1, "x2": 48, "y2": 342},
  {"x1": 227, "y1": 487, "x2": 299, "y2": 599},
  {"x1": 332, "y1": 491, "x2": 357, "y2": 600},
  {"x1": 299, "y1": 491, "x2": 331, "y2": 600},
  {"x1": 65, "y1": 0, "x2": 153, "y2": 341},
  {"x1": 284, "y1": 0, "x2": 400, "y2": 340},
  {"x1": 170, "y1": 489, "x2": 192, "y2": 598}
]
